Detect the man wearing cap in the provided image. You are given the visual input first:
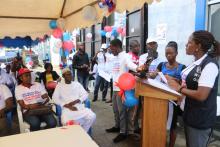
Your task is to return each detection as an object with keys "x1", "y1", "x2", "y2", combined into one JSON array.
[
  {"x1": 52, "y1": 68, "x2": 96, "y2": 132},
  {"x1": 0, "y1": 84, "x2": 13, "y2": 136},
  {"x1": 72, "y1": 42, "x2": 90, "y2": 90},
  {"x1": 139, "y1": 37, "x2": 163, "y2": 73},
  {"x1": 15, "y1": 68, "x2": 57, "y2": 131},
  {"x1": 92, "y1": 44, "x2": 112, "y2": 102}
]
